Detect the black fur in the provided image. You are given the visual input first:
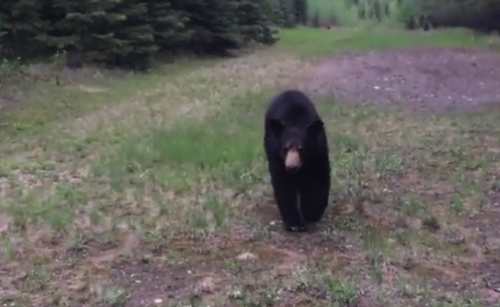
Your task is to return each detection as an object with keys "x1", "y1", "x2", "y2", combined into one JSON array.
[{"x1": 264, "y1": 90, "x2": 331, "y2": 232}]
